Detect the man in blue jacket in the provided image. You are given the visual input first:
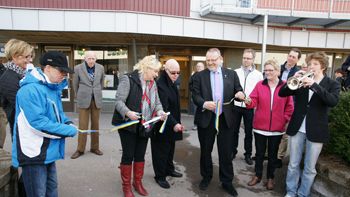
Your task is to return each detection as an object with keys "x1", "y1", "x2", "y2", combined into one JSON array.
[{"x1": 12, "y1": 51, "x2": 77, "y2": 197}]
